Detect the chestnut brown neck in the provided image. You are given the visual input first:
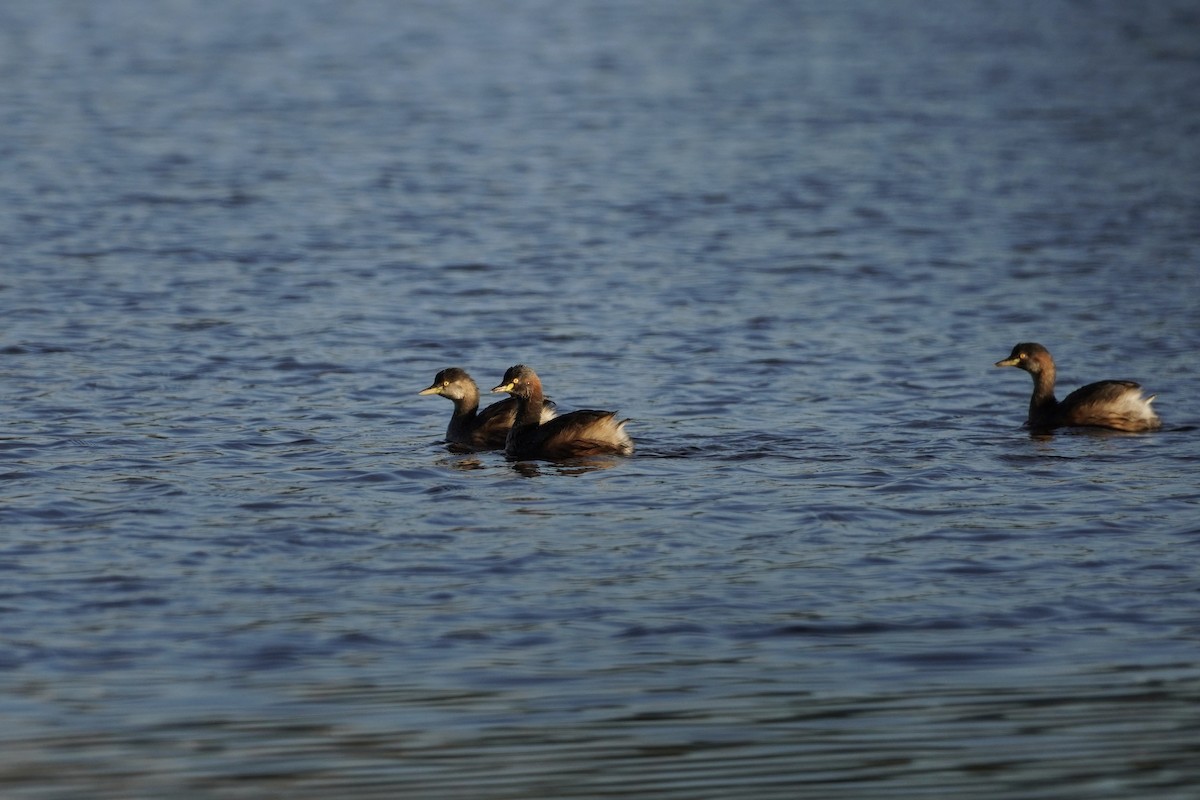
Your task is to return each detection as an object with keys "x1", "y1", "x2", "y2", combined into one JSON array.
[
  {"x1": 512, "y1": 377, "x2": 546, "y2": 427},
  {"x1": 1026, "y1": 360, "x2": 1059, "y2": 425}
]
